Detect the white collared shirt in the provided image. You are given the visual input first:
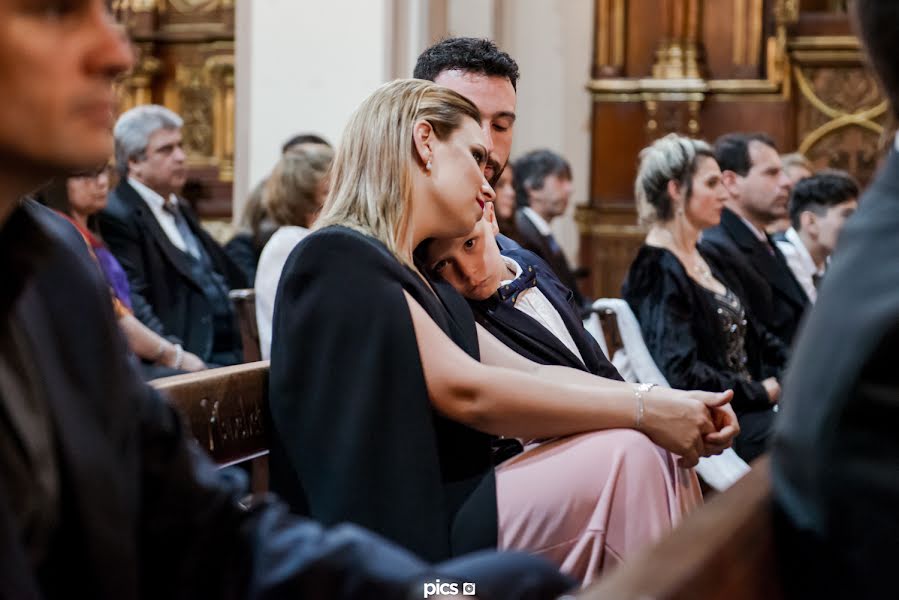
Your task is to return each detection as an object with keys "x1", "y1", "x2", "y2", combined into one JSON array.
[
  {"x1": 776, "y1": 227, "x2": 823, "y2": 303},
  {"x1": 128, "y1": 177, "x2": 189, "y2": 253},
  {"x1": 500, "y1": 256, "x2": 585, "y2": 366},
  {"x1": 521, "y1": 207, "x2": 553, "y2": 236}
]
